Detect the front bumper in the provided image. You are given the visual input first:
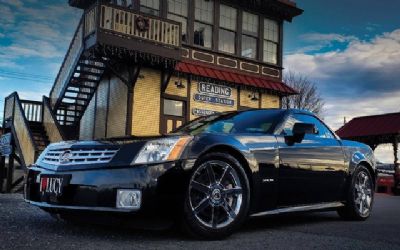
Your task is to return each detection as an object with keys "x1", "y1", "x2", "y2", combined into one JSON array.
[{"x1": 25, "y1": 161, "x2": 187, "y2": 215}]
